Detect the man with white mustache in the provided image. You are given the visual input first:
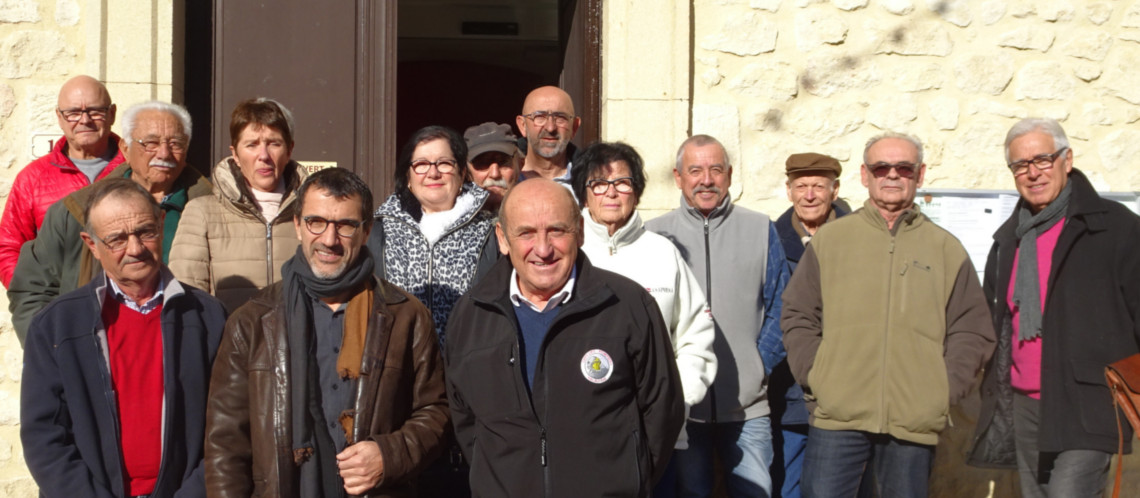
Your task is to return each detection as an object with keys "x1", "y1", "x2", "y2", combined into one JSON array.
[
  {"x1": 8, "y1": 101, "x2": 213, "y2": 344},
  {"x1": 646, "y1": 134, "x2": 791, "y2": 498},
  {"x1": 463, "y1": 122, "x2": 520, "y2": 213}
]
